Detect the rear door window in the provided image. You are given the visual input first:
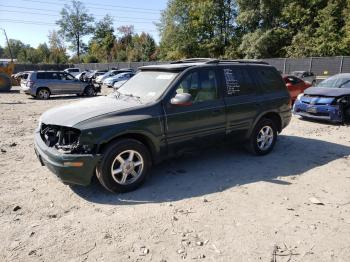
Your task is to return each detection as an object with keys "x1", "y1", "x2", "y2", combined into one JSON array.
[
  {"x1": 36, "y1": 72, "x2": 58, "y2": 79},
  {"x1": 222, "y1": 67, "x2": 256, "y2": 96}
]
